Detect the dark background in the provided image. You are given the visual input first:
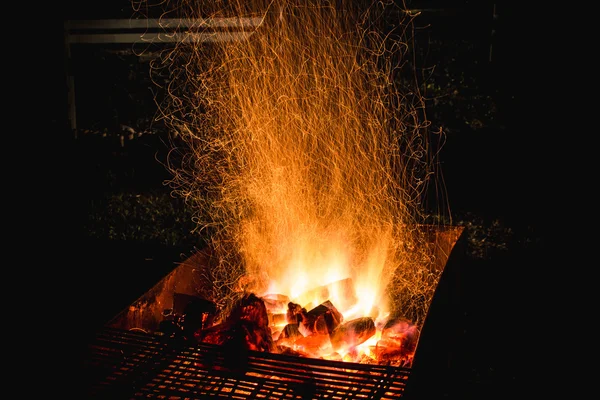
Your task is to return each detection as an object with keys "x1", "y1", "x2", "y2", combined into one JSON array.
[
  {"x1": 57, "y1": 0, "x2": 558, "y2": 229},
  {"x1": 57, "y1": 1, "x2": 560, "y2": 398}
]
